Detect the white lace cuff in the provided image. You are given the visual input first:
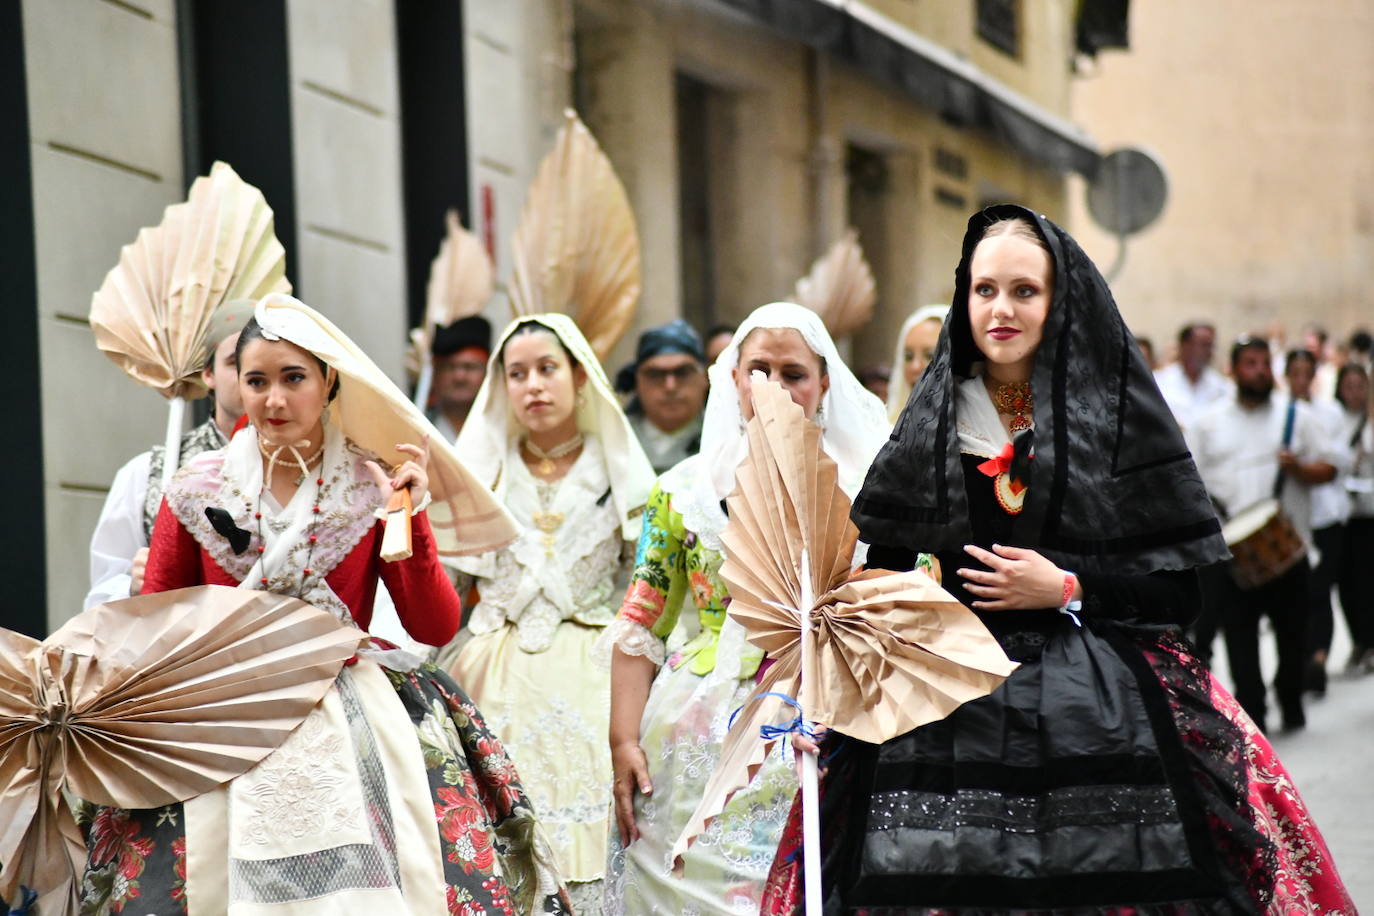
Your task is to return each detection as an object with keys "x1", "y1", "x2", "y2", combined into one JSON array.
[{"x1": 590, "y1": 618, "x2": 666, "y2": 669}]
